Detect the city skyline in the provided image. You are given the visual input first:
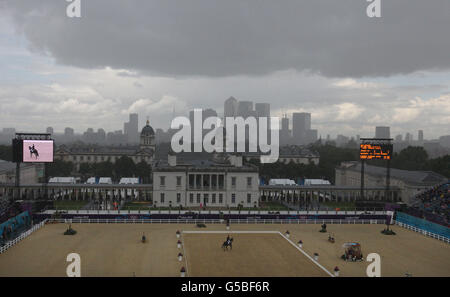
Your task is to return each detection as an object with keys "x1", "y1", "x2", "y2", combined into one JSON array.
[
  {"x1": 2, "y1": 106, "x2": 448, "y2": 147},
  {"x1": 1, "y1": 1, "x2": 449, "y2": 139}
]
